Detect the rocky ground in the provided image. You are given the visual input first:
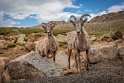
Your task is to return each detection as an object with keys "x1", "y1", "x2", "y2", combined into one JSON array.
[
  {"x1": 0, "y1": 31, "x2": 124, "y2": 83},
  {"x1": 11, "y1": 58, "x2": 123, "y2": 83}
]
